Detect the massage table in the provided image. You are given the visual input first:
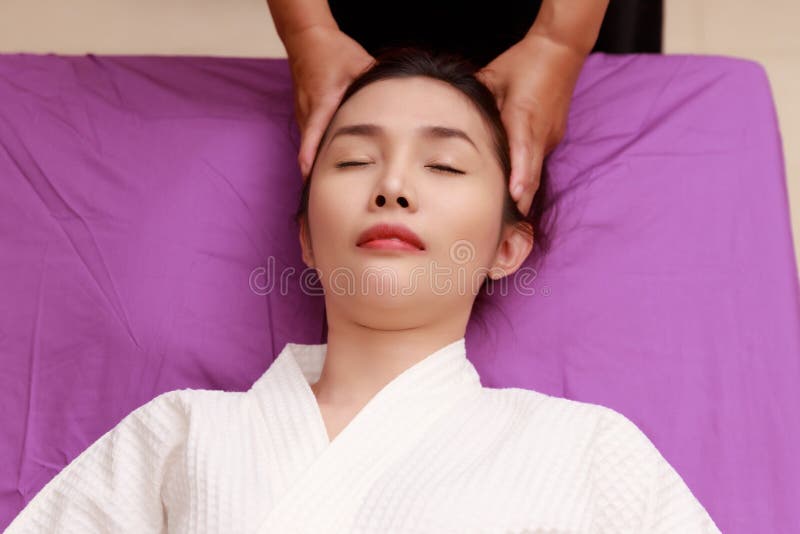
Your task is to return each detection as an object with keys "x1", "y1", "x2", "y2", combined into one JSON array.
[{"x1": 0, "y1": 51, "x2": 798, "y2": 532}]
